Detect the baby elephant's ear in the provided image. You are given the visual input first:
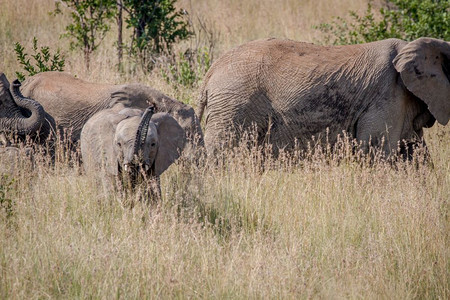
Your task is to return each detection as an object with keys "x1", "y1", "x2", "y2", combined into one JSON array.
[
  {"x1": 151, "y1": 112, "x2": 186, "y2": 176},
  {"x1": 393, "y1": 37, "x2": 450, "y2": 125}
]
